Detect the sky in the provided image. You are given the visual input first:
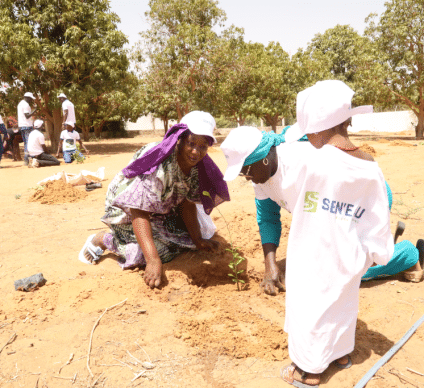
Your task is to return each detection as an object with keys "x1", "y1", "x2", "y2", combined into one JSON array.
[{"x1": 109, "y1": 0, "x2": 387, "y2": 55}]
